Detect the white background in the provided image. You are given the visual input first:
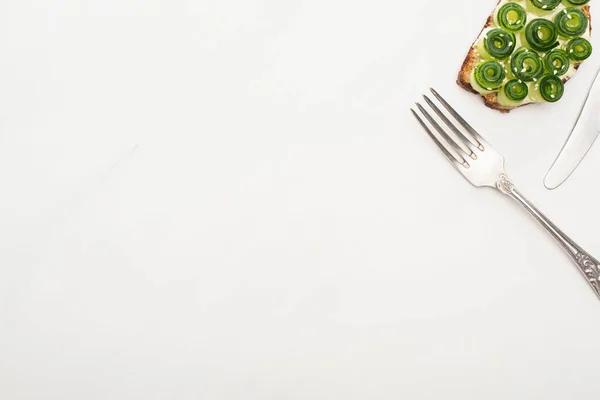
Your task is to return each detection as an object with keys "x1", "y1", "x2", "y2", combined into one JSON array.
[{"x1": 1, "y1": 0, "x2": 600, "y2": 399}]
